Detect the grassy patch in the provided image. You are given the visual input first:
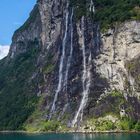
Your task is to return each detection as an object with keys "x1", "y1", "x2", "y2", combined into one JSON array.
[
  {"x1": 135, "y1": 121, "x2": 140, "y2": 131},
  {"x1": 118, "y1": 118, "x2": 137, "y2": 130},
  {"x1": 43, "y1": 120, "x2": 60, "y2": 131},
  {"x1": 87, "y1": 115, "x2": 118, "y2": 131},
  {"x1": 87, "y1": 115, "x2": 139, "y2": 131}
]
